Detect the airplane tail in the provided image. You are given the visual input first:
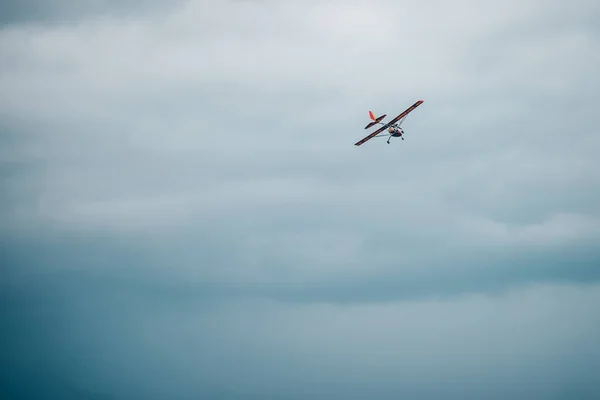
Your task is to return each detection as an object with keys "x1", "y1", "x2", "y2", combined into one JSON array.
[{"x1": 365, "y1": 111, "x2": 386, "y2": 129}]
